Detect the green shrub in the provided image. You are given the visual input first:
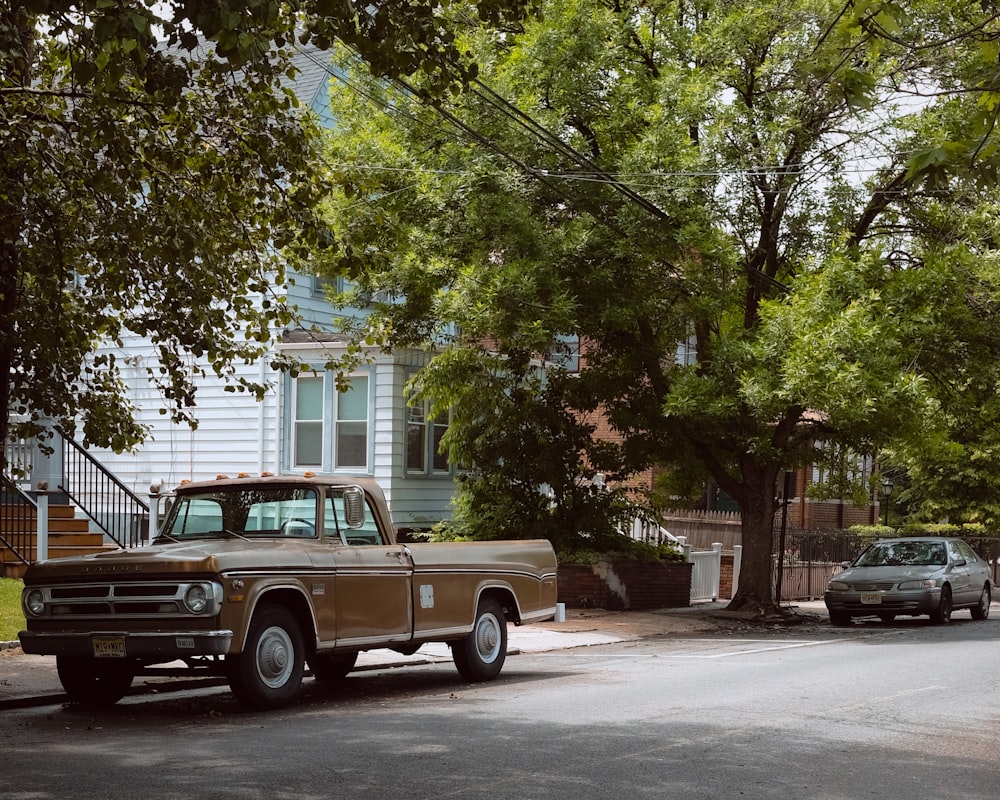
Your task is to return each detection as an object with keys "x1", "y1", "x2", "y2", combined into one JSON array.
[{"x1": 557, "y1": 537, "x2": 684, "y2": 565}]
